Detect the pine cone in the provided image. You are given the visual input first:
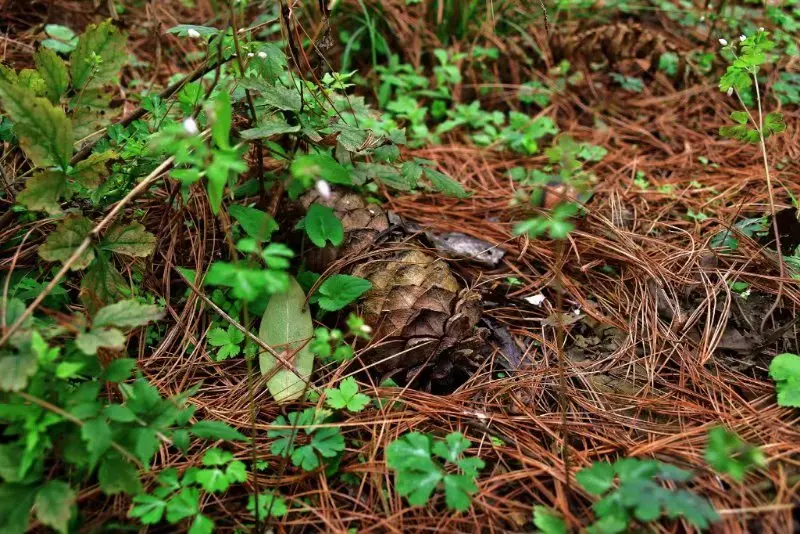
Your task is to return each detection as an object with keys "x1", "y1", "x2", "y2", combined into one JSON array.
[{"x1": 298, "y1": 190, "x2": 484, "y2": 389}]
